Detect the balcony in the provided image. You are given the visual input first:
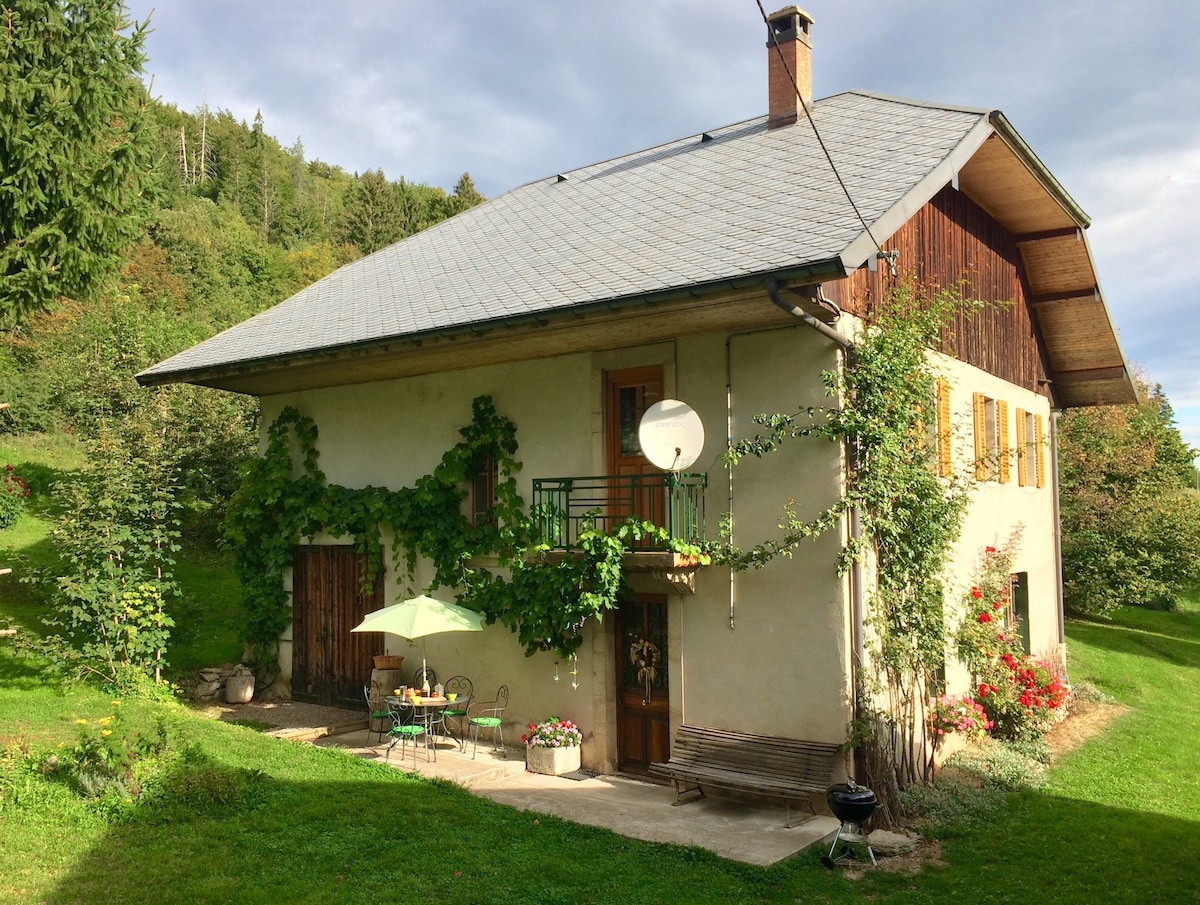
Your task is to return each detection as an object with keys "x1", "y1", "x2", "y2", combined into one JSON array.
[{"x1": 531, "y1": 472, "x2": 708, "y2": 592}]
